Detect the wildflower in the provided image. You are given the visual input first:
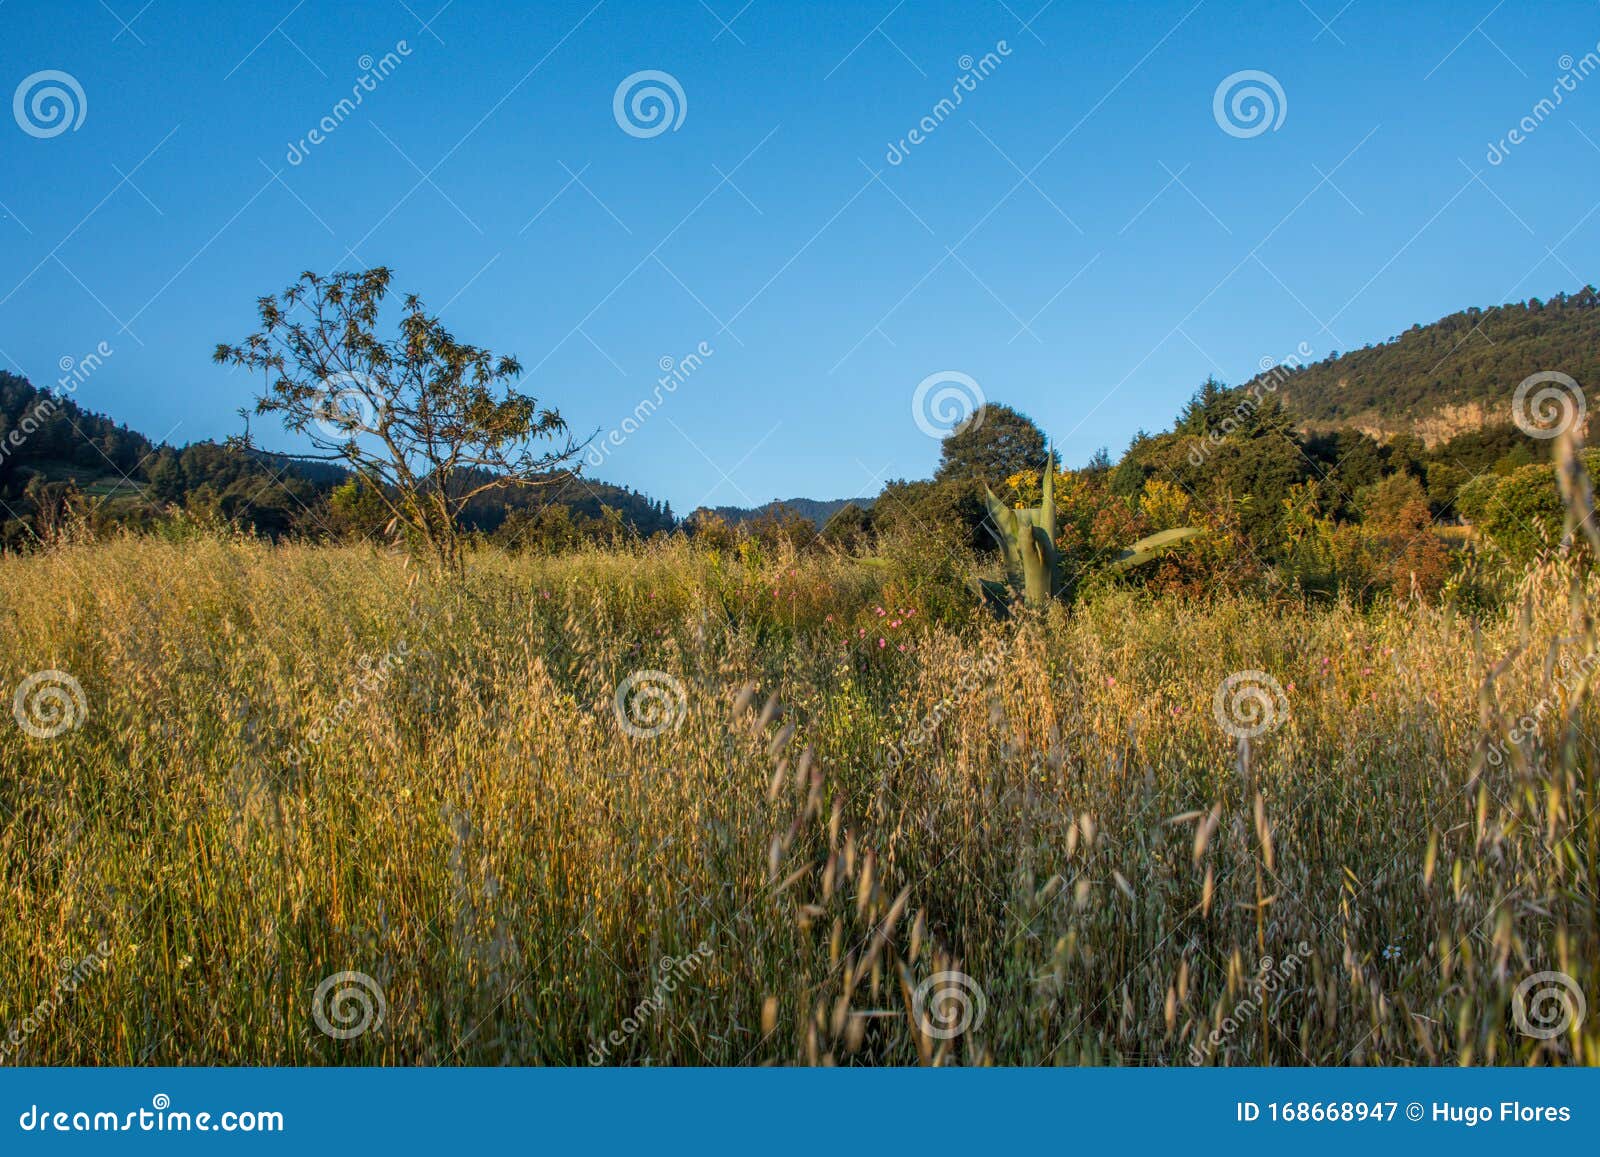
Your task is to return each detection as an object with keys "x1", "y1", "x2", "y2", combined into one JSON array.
[
  {"x1": 1382, "y1": 944, "x2": 1401, "y2": 961},
  {"x1": 878, "y1": 638, "x2": 887, "y2": 648},
  {"x1": 889, "y1": 619, "x2": 901, "y2": 628}
]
